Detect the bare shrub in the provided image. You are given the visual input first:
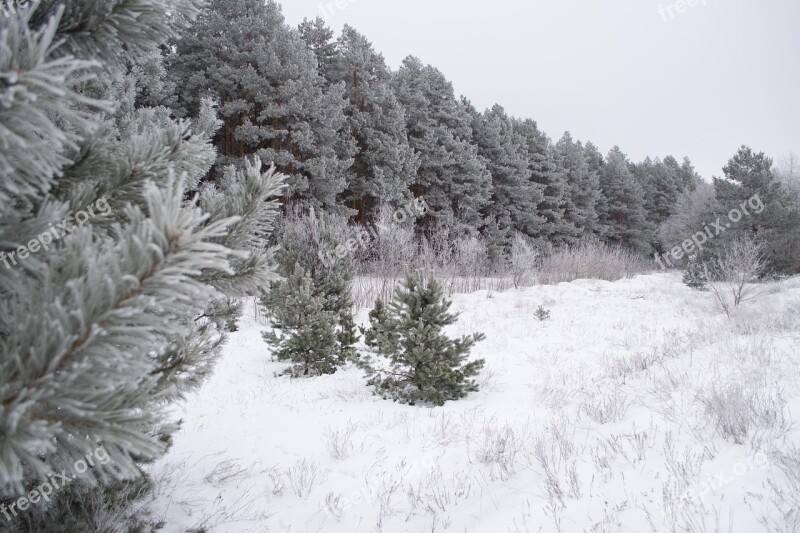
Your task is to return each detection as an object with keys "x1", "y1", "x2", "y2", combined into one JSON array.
[
  {"x1": 355, "y1": 202, "x2": 494, "y2": 307},
  {"x1": 428, "y1": 411, "x2": 462, "y2": 447},
  {"x1": 775, "y1": 152, "x2": 800, "y2": 211},
  {"x1": 353, "y1": 203, "x2": 419, "y2": 307},
  {"x1": 771, "y1": 444, "x2": 800, "y2": 491},
  {"x1": 658, "y1": 182, "x2": 716, "y2": 258},
  {"x1": 266, "y1": 465, "x2": 286, "y2": 496},
  {"x1": 418, "y1": 223, "x2": 454, "y2": 271},
  {"x1": 353, "y1": 215, "x2": 511, "y2": 307},
  {"x1": 374, "y1": 474, "x2": 402, "y2": 528},
  {"x1": 773, "y1": 301, "x2": 800, "y2": 334},
  {"x1": 580, "y1": 388, "x2": 630, "y2": 424},
  {"x1": 471, "y1": 418, "x2": 526, "y2": 480},
  {"x1": 203, "y1": 458, "x2": 253, "y2": 486},
  {"x1": 323, "y1": 491, "x2": 344, "y2": 520},
  {"x1": 520, "y1": 420, "x2": 582, "y2": 500},
  {"x1": 277, "y1": 204, "x2": 358, "y2": 272},
  {"x1": 700, "y1": 381, "x2": 786, "y2": 445},
  {"x1": 721, "y1": 334, "x2": 776, "y2": 368},
  {"x1": 759, "y1": 443, "x2": 800, "y2": 532},
  {"x1": 663, "y1": 432, "x2": 708, "y2": 487},
  {"x1": 448, "y1": 233, "x2": 491, "y2": 294},
  {"x1": 543, "y1": 493, "x2": 565, "y2": 533},
  {"x1": 324, "y1": 421, "x2": 358, "y2": 460},
  {"x1": 370, "y1": 202, "x2": 417, "y2": 278},
  {"x1": 412, "y1": 232, "x2": 495, "y2": 296},
  {"x1": 608, "y1": 349, "x2": 660, "y2": 383},
  {"x1": 622, "y1": 426, "x2": 655, "y2": 464},
  {"x1": 407, "y1": 465, "x2": 475, "y2": 515},
  {"x1": 705, "y1": 236, "x2": 768, "y2": 316},
  {"x1": 537, "y1": 239, "x2": 648, "y2": 284},
  {"x1": 533, "y1": 437, "x2": 564, "y2": 503},
  {"x1": 286, "y1": 459, "x2": 323, "y2": 499},
  {"x1": 509, "y1": 233, "x2": 539, "y2": 288}
]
